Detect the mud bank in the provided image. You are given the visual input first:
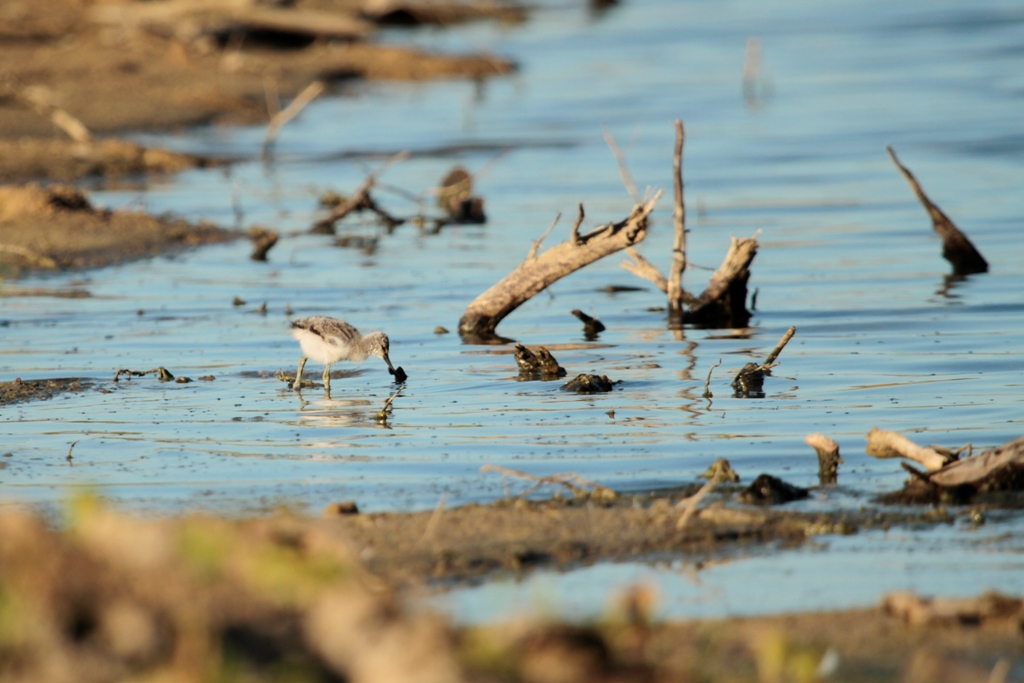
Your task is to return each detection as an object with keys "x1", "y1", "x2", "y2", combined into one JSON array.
[
  {"x1": 0, "y1": 377, "x2": 91, "y2": 406},
  {"x1": 0, "y1": 502, "x2": 1018, "y2": 683},
  {"x1": 327, "y1": 494, "x2": 950, "y2": 588},
  {"x1": 0, "y1": 184, "x2": 238, "y2": 276},
  {"x1": 0, "y1": 0, "x2": 517, "y2": 182}
]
